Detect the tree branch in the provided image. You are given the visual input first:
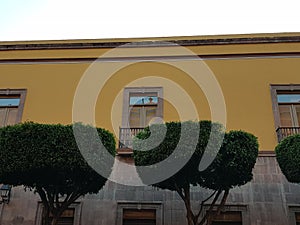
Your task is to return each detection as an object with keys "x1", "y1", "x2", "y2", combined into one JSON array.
[
  {"x1": 174, "y1": 183, "x2": 186, "y2": 201},
  {"x1": 198, "y1": 189, "x2": 222, "y2": 225},
  {"x1": 196, "y1": 190, "x2": 217, "y2": 219},
  {"x1": 55, "y1": 192, "x2": 60, "y2": 209},
  {"x1": 46, "y1": 190, "x2": 55, "y2": 213},
  {"x1": 36, "y1": 187, "x2": 49, "y2": 209},
  {"x1": 216, "y1": 189, "x2": 229, "y2": 215}
]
